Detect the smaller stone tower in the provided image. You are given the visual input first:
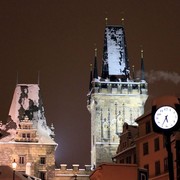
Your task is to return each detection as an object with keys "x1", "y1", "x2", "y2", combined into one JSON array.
[{"x1": 0, "y1": 84, "x2": 57, "y2": 180}]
